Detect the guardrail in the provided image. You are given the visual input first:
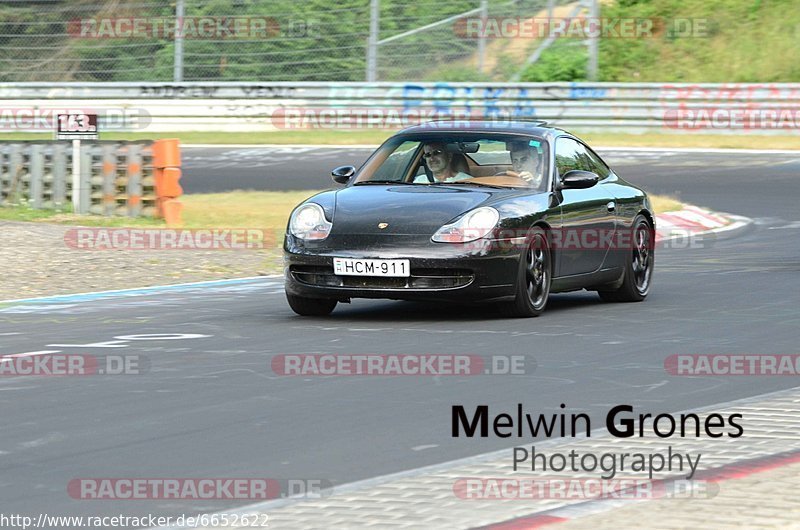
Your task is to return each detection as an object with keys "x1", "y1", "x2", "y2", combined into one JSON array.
[
  {"x1": 0, "y1": 139, "x2": 182, "y2": 222},
  {"x1": 1, "y1": 82, "x2": 800, "y2": 133}
]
